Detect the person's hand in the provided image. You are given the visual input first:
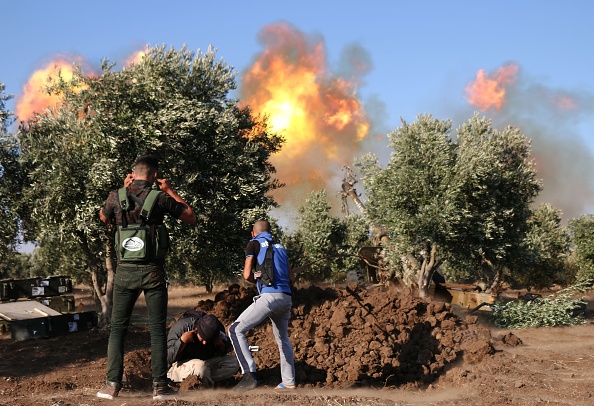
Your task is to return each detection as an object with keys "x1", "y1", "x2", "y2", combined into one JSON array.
[
  {"x1": 181, "y1": 328, "x2": 196, "y2": 344},
  {"x1": 156, "y1": 178, "x2": 173, "y2": 193},
  {"x1": 124, "y1": 173, "x2": 134, "y2": 188}
]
